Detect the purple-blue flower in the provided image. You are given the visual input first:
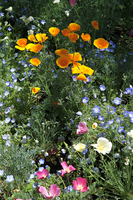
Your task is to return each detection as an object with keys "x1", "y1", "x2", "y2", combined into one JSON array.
[
  {"x1": 82, "y1": 97, "x2": 88, "y2": 104},
  {"x1": 99, "y1": 85, "x2": 105, "y2": 91},
  {"x1": 113, "y1": 97, "x2": 121, "y2": 105}
]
